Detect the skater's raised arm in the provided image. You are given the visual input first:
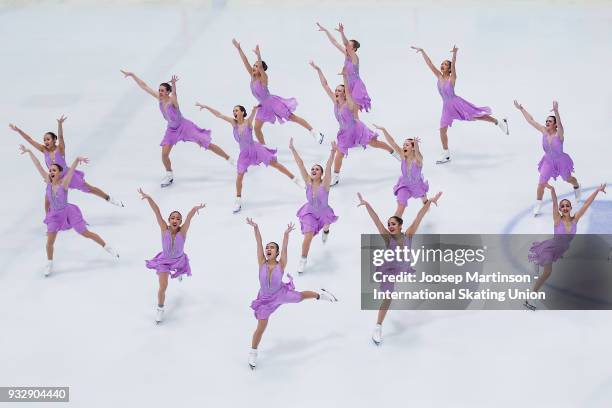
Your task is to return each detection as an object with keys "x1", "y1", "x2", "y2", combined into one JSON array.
[
  {"x1": 246, "y1": 218, "x2": 265, "y2": 265},
  {"x1": 19, "y1": 145, "x2": 48, "y2": 181},
  {"x1": 138, "y1": 188, "x2": 167, "y2": 230},
  {"x1": 406, "y1": 192, "x2": 442, "y2": 237},
  {"x1": 9, "y1": 124, "x2": 45, "y2": 152},
  {"x1": 246, "y1": 105, "x2": 258, "y2": 127},
  {"x1": 513, "y1": 100, "x2": 546, "y2": 133},
  {"x1": 336, "y1": 23, "x2": 357, "y2": 63},
  {"x1": 372, "y1": 125, "x2": 402, "y2": 157},
  {"x1": 411, "y1": 46, "x2": 442, "y2": 78},
  {"x1": 309, "y1": 61, "x2": 335, "y2": 102},
  {"x1": 56, "y1": 115, "x2": 67, "y2": 154},
  {"x1": 357, "y1": 193, "x2": 389, "y2": 237},
  {"x1": 552, "y1": 101, "x2": 564, "y2": 140},
  {"x1": 62, "y1": 157, "x2": 88, "y2": 190},
  {"x1": 169, "y1": 75, "x2": 179, "y2": 108},
  {"x1": 316, "y1": 22, "x2": 344, "y2": 54},
  {"x1": 181, "y1": 203, "x2": 206, "y2": 236},
  {"x1": 279, "y1": 222, "x2": 295, "y2": 270},
  {"x1": 252, "y1": 45, "x2": 268, "y2": 83},
  {"x1": 323, "y1": 142, "x2": 337, "y2": 190},
  {"x1": 450, "y1": 45, "x2": 458, "y2": 82},
  {"x1": 574, "y1": 184, "x2": 606, "y2": 222},
  {"x1": 232, "y1": 39, "x2": 253, "y2": 77},
  {"x1": 289, "y1": 138, "x2": 310, "y2": 184},
  {"x1": 121, "y1": 70, "x2": 158, "y2": 99},
  {"x1": 196, "y1": 103, "x2": 235, "y2": 124},
  {"x1": 545, "y1": 184, "x2": 561, "y2": 224},
  {"x1": 342, "y1": 70, "x2": 357, "y2": 111},
  {"x1": 413, "y1": 137, "x2": 423, "y2": 165}
]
